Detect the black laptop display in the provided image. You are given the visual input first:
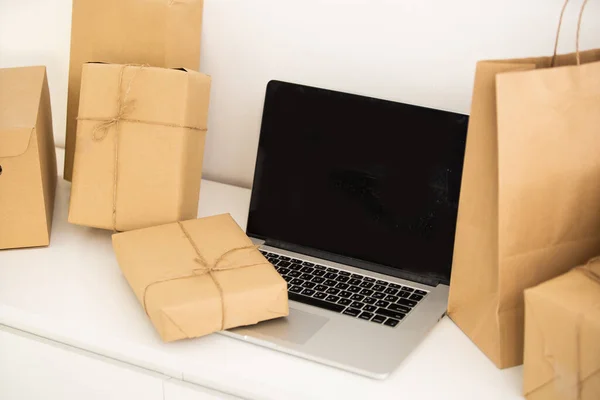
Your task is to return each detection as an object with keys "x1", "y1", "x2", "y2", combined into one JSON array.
[{"x1": 247, "y1": 81, "x2": 468, "y2": 285}]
